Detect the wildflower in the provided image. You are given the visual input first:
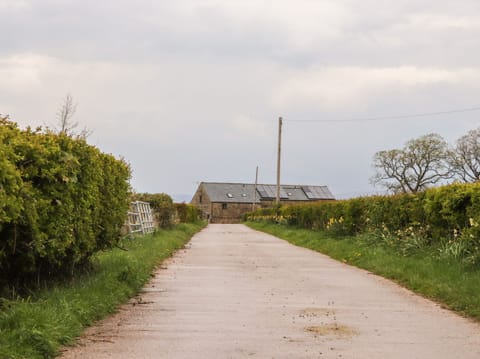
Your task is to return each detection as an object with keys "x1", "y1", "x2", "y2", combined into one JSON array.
[{"x1": 453, "y1": 228, "x2": 459, "y2": 239}]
